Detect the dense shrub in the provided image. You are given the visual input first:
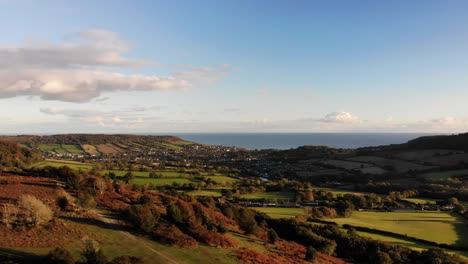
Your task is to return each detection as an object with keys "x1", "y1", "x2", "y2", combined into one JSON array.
[
  {"x1": 268, "y1": 228, "x2": 279, "y2": 243},
  {"x1": 57, "y1": 196, "x2": 69, "y2": 211},
  {"x1": 82, "y1": 239, "x2": 107, "y2": 264},
  {"x1": 127, "y1": 204, "x2": 158, "y2": 232},
  {"x1": 108, "y1": 256, "x2": 145, "y2": 264},
  {"x1": 167, "y1": 203, "x2": 184, "y2": 224},
  {"x1": 44, "y1": 247, "x2": 75, "y2": 264},
  {"x1": 305, "y1": 246, "x2": 317, "y2": 261},
  {"x1": 77, "y1": 193, "x2": 96, "y2": 210}
]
